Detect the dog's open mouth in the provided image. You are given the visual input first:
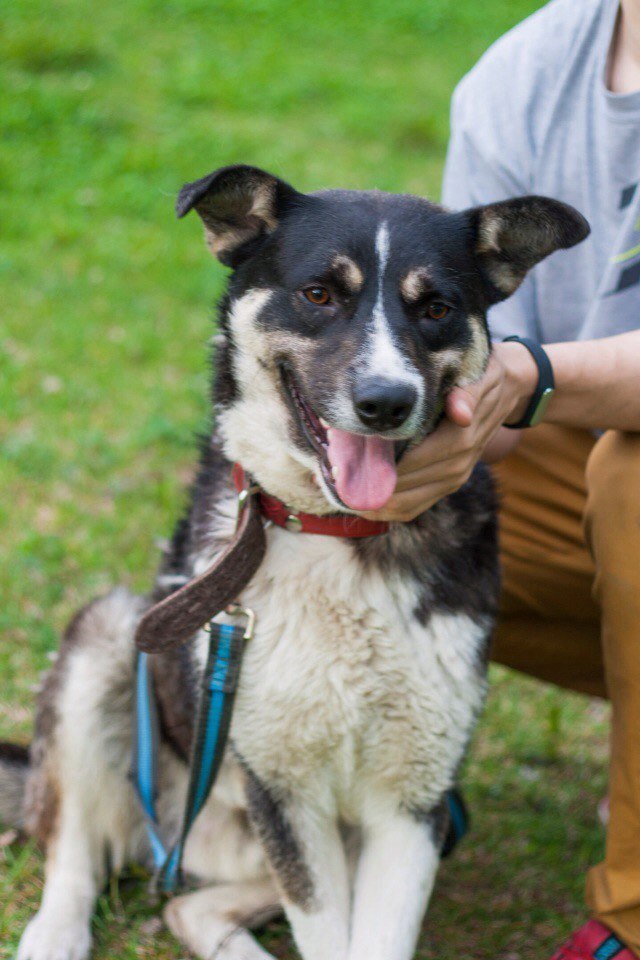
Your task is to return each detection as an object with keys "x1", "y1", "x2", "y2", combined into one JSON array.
[{"x1": 281, "y1": 367, "x2": 398, "y2": 512}]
